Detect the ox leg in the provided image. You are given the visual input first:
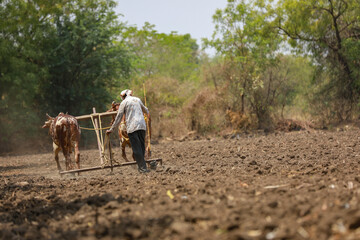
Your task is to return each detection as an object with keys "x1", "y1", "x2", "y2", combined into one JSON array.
[
  {"x1": 119, "y1": 128, "x2": 128, "y2": 162},
  {"x1": 124, "y1": 140, "x2": 134, "y2": 162},
  {"x1": 53, "y1": 143, "x2": 62, "y2": 172},
  {"x1": 121, "y1": 141, "x2": 129, "y2": 162},
  {"x1": 63, "y1": 150, "x2": 72, "y2": 171},
  {"x1": 75, "y1": 144, "x2": 80, "y2": 169},
  {"x1": 145, "y1": 137, "x2": 151, "y2": 159},
  {"x1": 145, "y1": 146, "x2": 151, "y2": 159},
  {"x1": 74, "y1": 143, "x2": 80, "y2": 176}
]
